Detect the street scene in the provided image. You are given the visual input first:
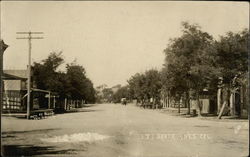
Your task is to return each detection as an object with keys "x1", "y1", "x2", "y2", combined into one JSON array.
[{"x1": 1, "y1": 1, "x2": 249, "y2": 157}]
